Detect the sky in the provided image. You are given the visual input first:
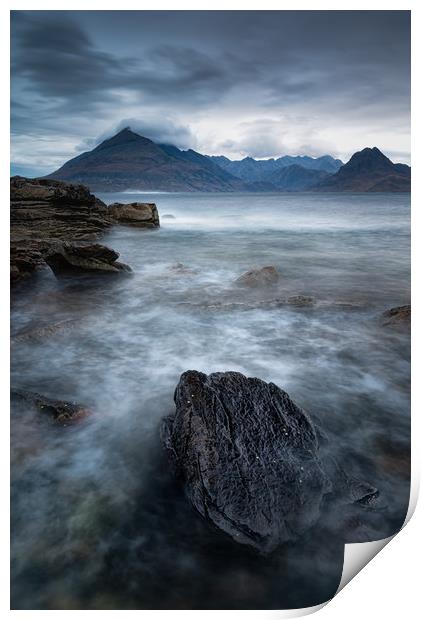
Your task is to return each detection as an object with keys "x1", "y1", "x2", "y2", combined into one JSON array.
[{"x1": 11, "y1": 10, "x2": 411, "y2": 177}]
